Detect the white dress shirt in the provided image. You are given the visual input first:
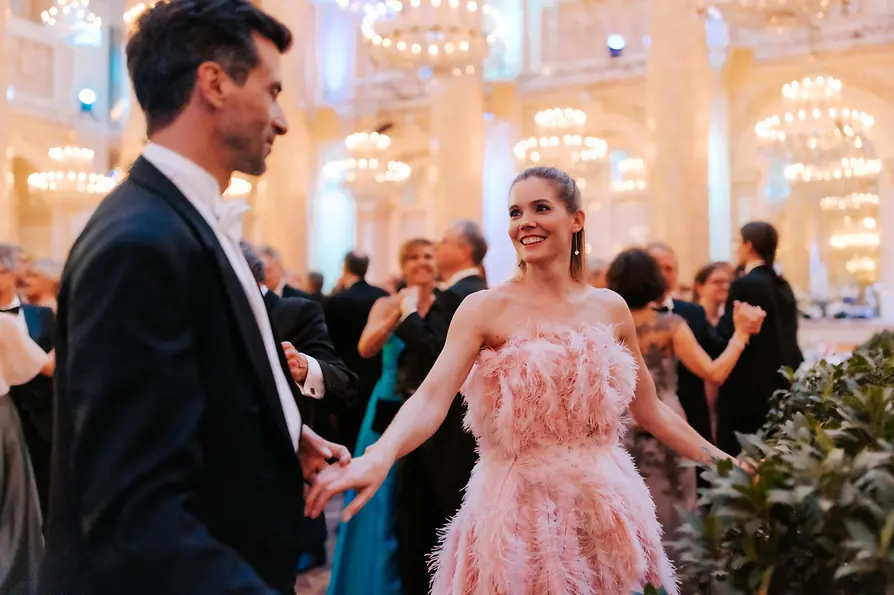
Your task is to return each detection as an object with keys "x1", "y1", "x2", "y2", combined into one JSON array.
[
  {"x1": 1, "y1": 296, "x2": 28, "y2": 334},
  {"x1": 260, "y1": 285, "x2": 326, "y2": 399},
  {"x1": 142, "y1": 143, "x2": 304, "y2": 450},
  {"x1": 0, "y1": 313, "x2": 47, "y2": 396}
]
